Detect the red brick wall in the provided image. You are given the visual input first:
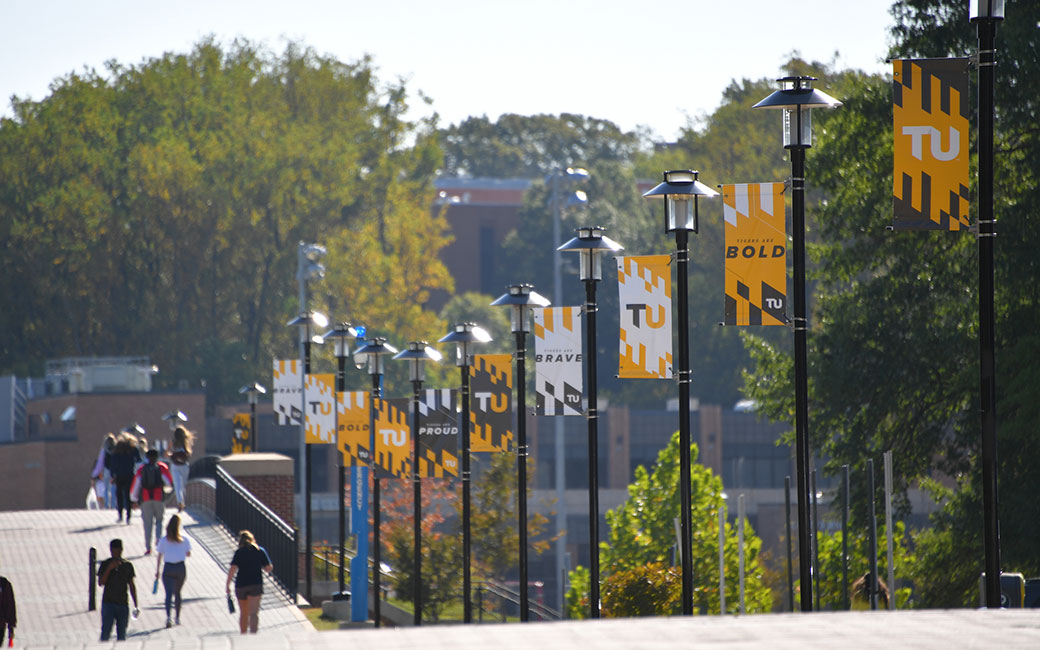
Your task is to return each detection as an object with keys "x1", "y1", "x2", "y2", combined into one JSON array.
[{"x1": 186, "y1": 478, "x2": 215, "y2": 516}]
